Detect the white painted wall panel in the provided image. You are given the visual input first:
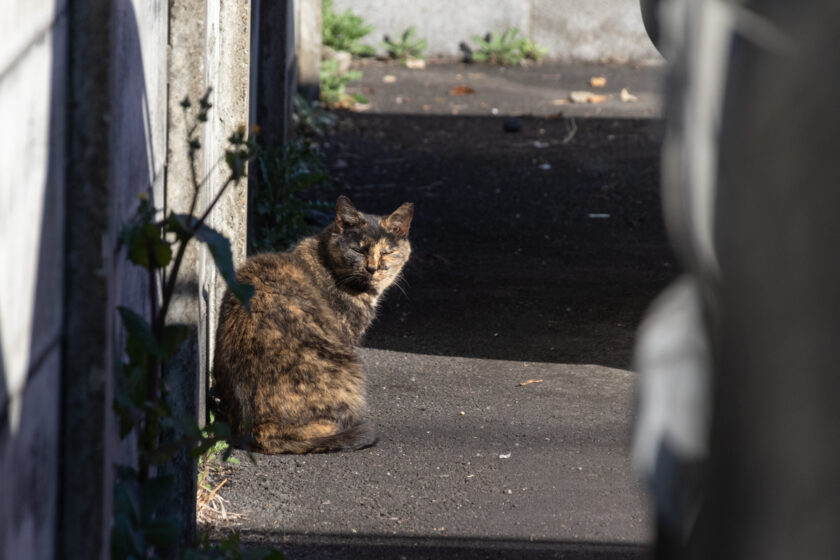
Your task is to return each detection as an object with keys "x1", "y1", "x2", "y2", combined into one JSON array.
[{"x1": 0, "y1": 7, "x2": 66, "y2": 557}]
